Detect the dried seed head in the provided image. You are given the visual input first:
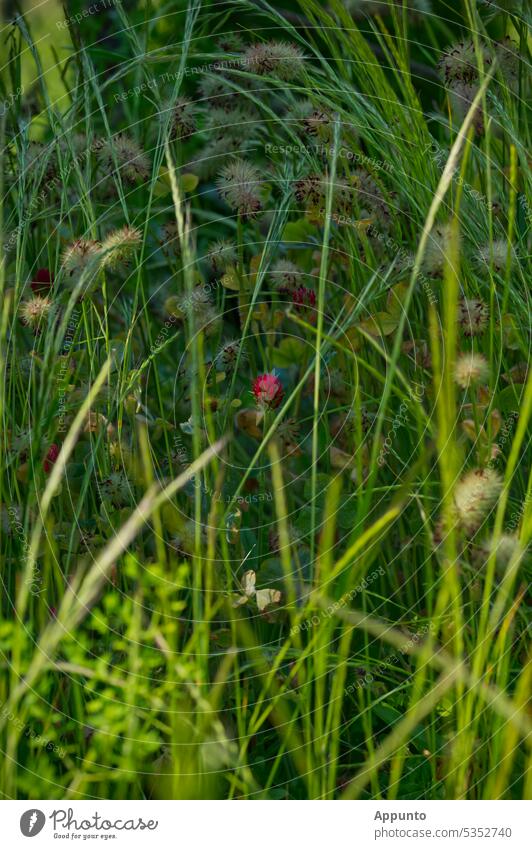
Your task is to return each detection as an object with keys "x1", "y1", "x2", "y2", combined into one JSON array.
[
  {"x1": 422, "y1": 222, "x2": 455, "y2": 277},
  {"x1": 62, "y1": 239, "x2": 102, "y2": 279},
  {"x1": 285, "y1": 102, "x2": 333, "y2": 143},
  {"x1": 19, "y1": 295, "x2": 53, "y2": 331},
  {"x1": 455, "y1": 353, "x2": 490, "y2": 389},
  {"x1": 447, "y1": 81, "x2": 484, "y2": 133},
  {"x1": 196, "y1": 136, "x2": 246, "y2": 180},
  {"x1": 190, "y1": 296, "x2": 221, "y2": 338},
  {"x1": 352, "y1": 169, "x2": 390, "y2": 225},
  {"x1": 101, "y1": 226, "x2": 142, "y2": 269},
  {"x1": 204, "y1": 105, "x2": 258, "y2": 139},
  {"x1": 160, "y1": 221, "x2": 180, "y2": 257},
  {"x1": 270, "y1": 259, "x2": 303, "y2": 293},
  {"x1": 197, "y1": 73, "x2": 247, "y2": 110},
  {"x1": 96, "y1": 133, "x2": 150, "y2": 184},
  {"x1": 293, "y1": 173, "x2": 325, "y2": 206},
  {"x1": 216, "y1": 158, "x2": 263, "y2": 219},
  {"x1": 206, "y1": 239, "x2": 237, "y2": 272},
  {"x1": 476, "y1": 239, "x2": 513, "y2": 273},
  {"x1": 243, "y1": 41, "x2": 305, "y2": 81},
  {"x1": 275, "y1": 417, "x2": 301, "y2": 457},
  {"x1": 454, "y1": 468, "x2": 503, "y2": 535},
  {"x1": 439, "y1": 40, "x2": 487, "y2": 84},
  {"x1": 457, "y1": 297, "x2": 489, "y2": 337},
  {"x1": 490, "y1": 533, "x2": 522, "y2": 570},
  {"x1": 169, "y1": 97, "x2": 197, "y2": 141},
  {"x1": 217, "y1": 33, "x2": 245, "y2": 53},
  {"x1": 217, "y1": 339, "x2": 244, "y2": 372},
  {"x1": 332, "y1": 176, "x2": 357, "y2": 216},
  {"x1": 304, "y1": 108, "x2": 332, "y2": 138}
]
